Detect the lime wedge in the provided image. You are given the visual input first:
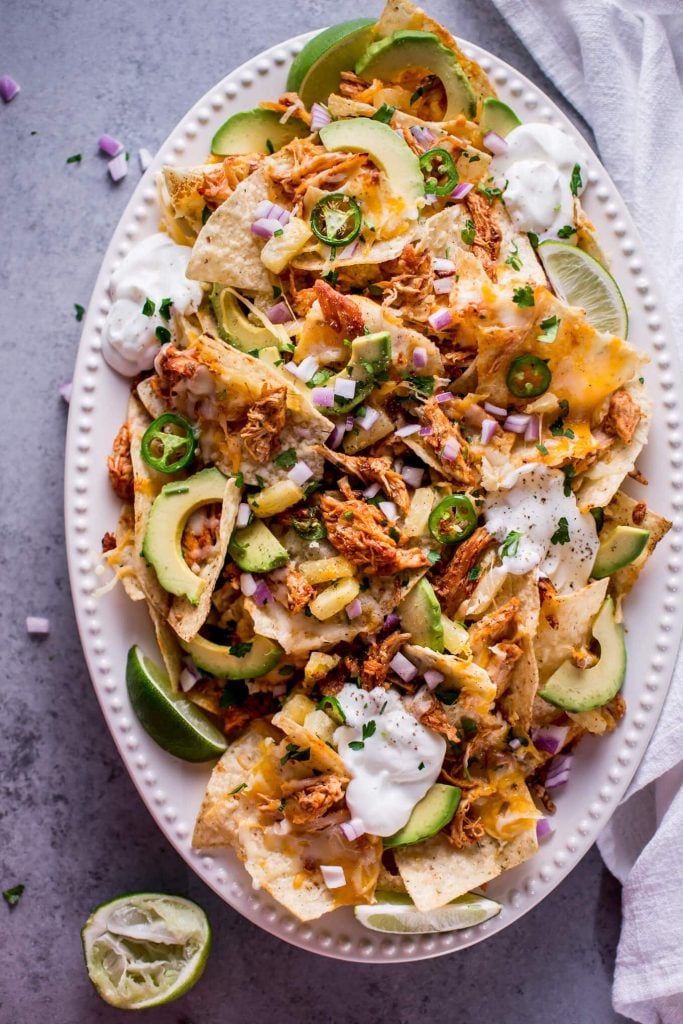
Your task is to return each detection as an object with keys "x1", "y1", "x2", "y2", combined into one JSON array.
[
  {"x1": 354, "y1": 890, "x2": 501, "y2": 933},
  {"x1": 82, "y1": 892, "x2": 210, "y2": 1009},
  {"x1": 539, "y1": 240, "x2": 628, "y2": 337},
  {"x1": 126, "y1": 645, "x2": 227, "y2": 762}
]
